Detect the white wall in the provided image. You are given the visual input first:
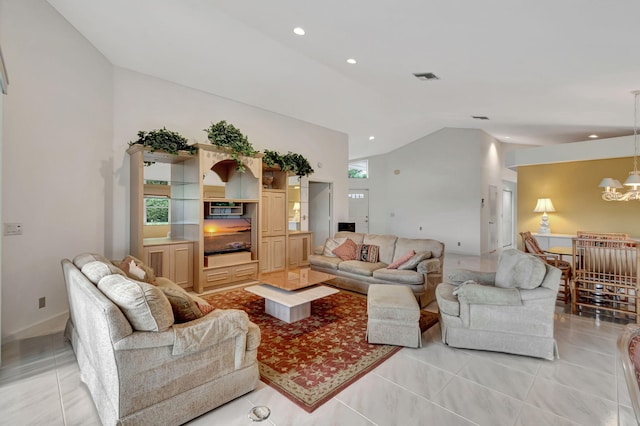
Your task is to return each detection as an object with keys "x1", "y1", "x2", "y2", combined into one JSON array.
[
  {"x1": 111, "y1": 68, "x2": 349, "y2": 259},
  {"x1": 0, "y1": 1, "x2": 349, "y2": 340},
  {"x1": 505, "y1": 134, "x2": 635, "y2": 168},
  {"x1": 1, "y1": 0, "x2": 114, "y2": 340},
  {"x1": 350, "y1": 128, "x2": 510, "y2": 255}
]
